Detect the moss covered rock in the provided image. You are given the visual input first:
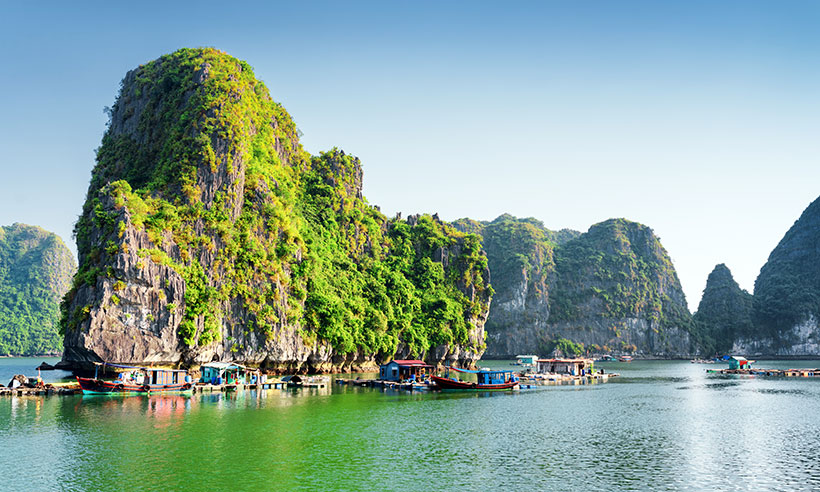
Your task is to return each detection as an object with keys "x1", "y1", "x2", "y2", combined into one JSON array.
[{"x1": 61, "y1": 48, "x2": 491, "y2": 371}]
